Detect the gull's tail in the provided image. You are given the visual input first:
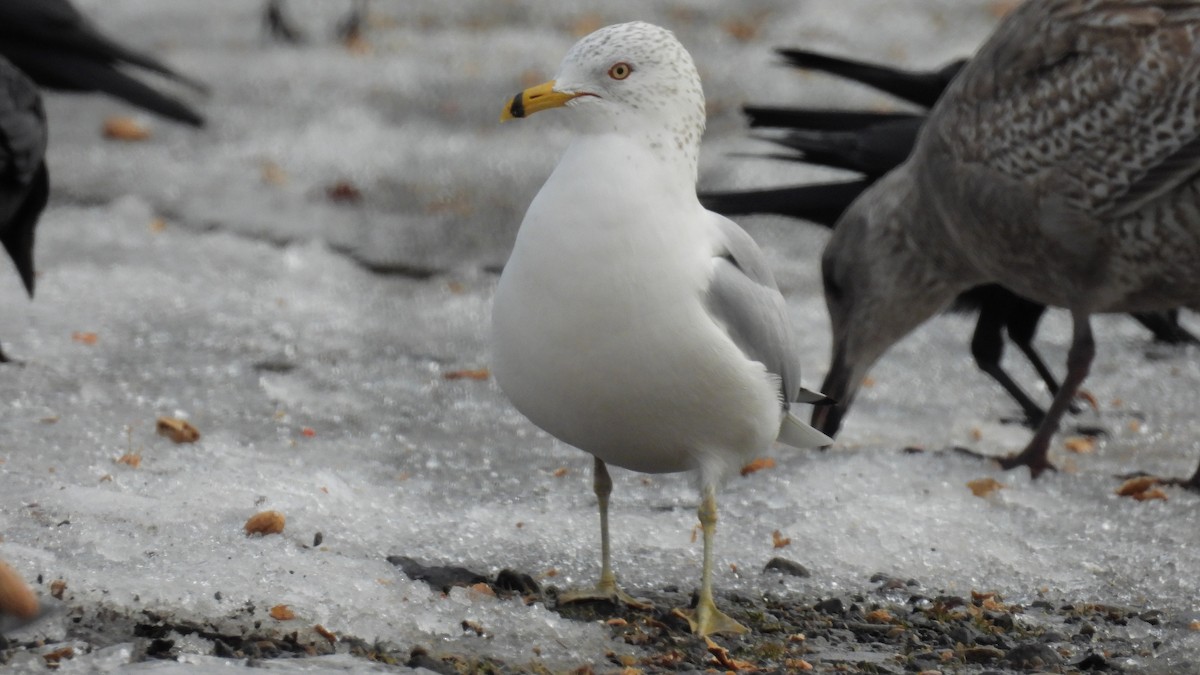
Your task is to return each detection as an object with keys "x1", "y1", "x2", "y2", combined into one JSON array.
[{"x1": 778, "y1": 412, "x2": 833, "y2": 449}]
